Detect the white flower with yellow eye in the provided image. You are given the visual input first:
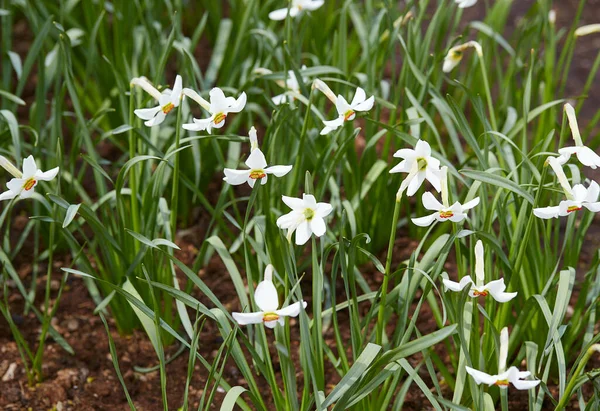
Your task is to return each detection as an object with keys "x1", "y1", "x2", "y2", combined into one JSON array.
[
  {"x1": 443, "y1": 41, "x2": 482, "y2": 73},
  {"x1": 319, "y1": 86, "x2": 374, "y2": 135},
  {"x1": 182, "y1": 87, "x2": 246, "y2": 134},
  {"x1": 268, "y1": 0, "x2": 324, "y2": 21},
  {"x1": 131, "y1": 75, "x2": 183, "y2": 127},
  {"x1": 390, "y1": 139, "x2": 442, "y2": 197},
  {"x1": 276, "y1": 194, "x2": 333, "y2": 245},
  {"x1": 0, "y1": 155, "x2": 59, "y2": 201},
  {"x1": 556, "y1": 104, "x2": 600, "y2": 169}
]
